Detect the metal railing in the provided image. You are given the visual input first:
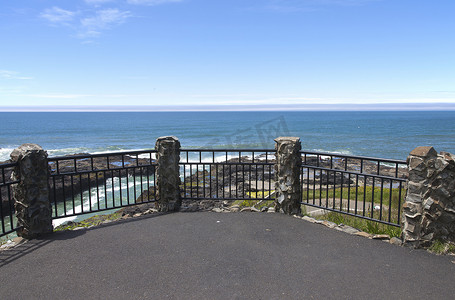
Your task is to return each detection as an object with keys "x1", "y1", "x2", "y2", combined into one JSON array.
[
  {"x1": 48, "y1": 150, "x2": 157, "y2": 220},
  {"x1": 180, "y1": 149, "x2": 275, "y2": 202},
  {"x1": 1, "y1": 147, "x2": 409, "y2": 238},
  {"x1": 300, "y1": 151, "x2": 407, "y2": 226},
  {"x1": 0, "y1": 162, "x2": 20, "y2": 237}
]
